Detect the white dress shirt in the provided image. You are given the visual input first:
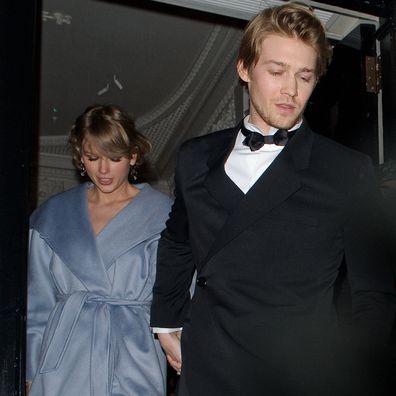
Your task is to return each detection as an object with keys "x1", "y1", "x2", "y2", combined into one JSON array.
[{"x1": 225, "y1": 117, "x2": 302, "y2": 193}]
